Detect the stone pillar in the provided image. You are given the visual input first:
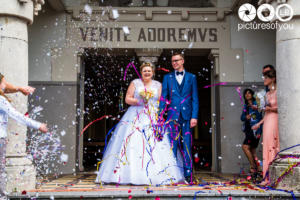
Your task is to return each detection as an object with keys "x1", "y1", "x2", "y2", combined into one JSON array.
[
  {"x1": 138, "y1": 56, "x2": 159, "y2": 65},
  {"x1": 269, "y1": 0, "x2": 300, "y2": 190},
  {"x1": 135, "y1": 48, "x2": 162, "y2": 67},
  {"x1": 0, "y1": 0, "x2": 44, "y2": 193},
  {"x1": 209, "y1": 49, "x2": 220, "y2": 172}
]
